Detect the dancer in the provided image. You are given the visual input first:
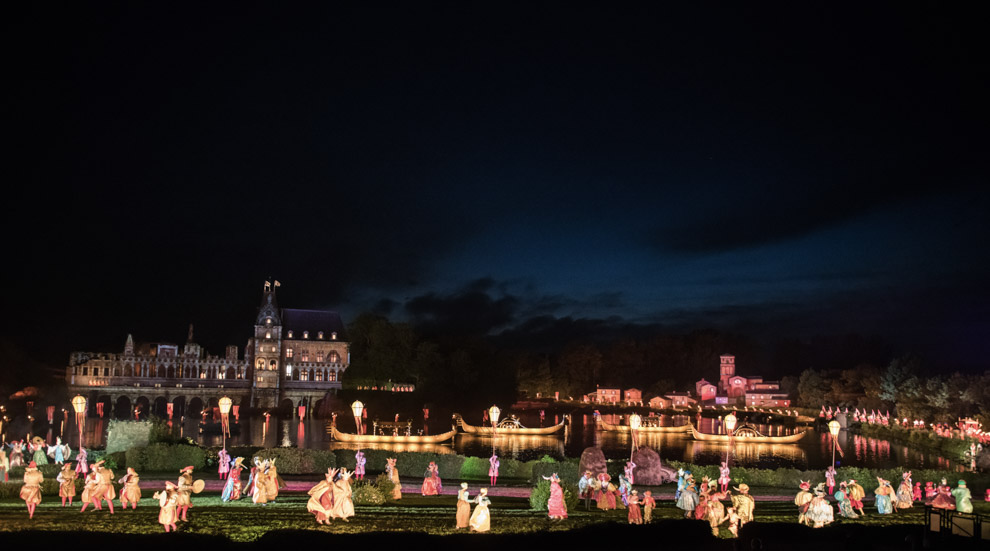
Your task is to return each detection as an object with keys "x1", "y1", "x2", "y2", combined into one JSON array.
[
  {"x1": 834, "y1": 481, "x2": 859, "y2": 519},
  {"x1": 695, "y1": 476, "x2": 711, "y2": 520},
  {"x1": 618, "y1": 472, "x2": 633, "y2": 506},
  {"x1": 730, "y1": 484, "x2": 755, "y2": 528},
  {"x1": 912, "y1": 482, "x2": 922, "y2": 502},
  {"x1": 329, "y1": 467, "x2": 354, "y2": 521},
  {"x1": 222, "y1": 457, "x2": 245, "y2": 502},
  {"x1": 578, "y1": 470, "x2": 595, "y2": 511},
  {"x1": 675, "y1": 468, "x2": 686, "y2": 500},
  {"x1": 9, "y1": 440, "x2": 25, "y2": 468},
  {"x1": 847, "y1": 479, "x2": 866, "y2": 516},
  {"x1": 58, "y1": 462, "x2": 77, "y2": 506},
  {"x1": 20, "y1": 461, "x2": 43, "y2": 519},
  {"x1": 627, "y1": 489, "x2": 642, "y2": 525},
  {"x1": 725, "y1": 507, "x2": 741, "y2": 538},
  {"x1": 30, "y1": 437, "x2": 48, "y2": 466},
  {"x1": 705, "y1": 491, "x2": 727, "y2": 536},
  {"x1": 874, "y1": 477, "x2": 894, "y2": 514},
  {"x1": 93, "y1": 460, "x2": 116, "y2": 514},
  {"x1": 595, "y1": 472, "x2": 619, "y2": 510},
  {"x1": 927, "y1": 478, "x2": 955, "y2": 510},
  {"x1": 951, "y1": 480, "x2": 972, "y2": 513},
  {"x1": 718, "y1": 461, "x2": 731, "y2": 493},
  {"x1": 119, "y1": 467, "x2": 141, "y2": 510},
  {"x1": 421, "y1": 461, "x2": 442, "y2": 496},
  {"x1": 75, "y1": 447, "x2": 88, "y2": 476},
  {"x1": 306, "y1": 468, "x2": 335, "y2": 524},
  {"x1": 177, "y1": 466, "x2": 194, "y2": 520},
  {"x1": 924, "y1": 481, "x2": 936, "y2": 499},
  {"x1": 154, "y1": 482, "x2": 179, "y2": 533},
  {"x1": 386, "y1": 457, "x2": 402, "y2": 500},
  {"x1": 354, "y1": 450, "x2": 366, "y2": 481},
  {"x1": 80, "y1": 464, "x2": 103, "y2": 512},
  {"x1": 795, "y1": 480, "x2": 813, "y2": 525},
  {"x1": 624, "y1": 460, "x2": 636, "y2": 485},
  {"x1": 469, "y1": 487, "x2": 491, "y2": 532},
  {"x1": 250, "y1": 460, "x2": 271, "y2": 505},
  {"x1": 642, "y1": 490, "x2": 656, "y2": 523},
  {"x1": 489, "y1": 453, "x2": 500, "y2": 486},
  {"x1": 545, "y1": 473, "x2": 567, "y2": 520},
  {"x1": 676, "y1": 473, "x2": 699, "y2": 518},
  {"x1": 895, "y1": 471, "x2": 913, "y2": 510},
  {"x1": 825, "y1": 465, "x2": 836, "y2": 495},
  {"x1": 806, "y1": 483, "x2": 835, "y2": 528},
  {"x1": 264, "y1": 459, "x2": 282, "y2": 501},
  {"x1": 456, "y1": 482, "x2": 471, "y2": 528},
  {"x1": 50, "y1": 437, "x2": 66, "y2": 465},
  {"x1": 217, "y1": 449, "x2": 230, "y2": 480},
  {"x1": 0, "y1": 448, "x2": 8, "y2": 482}
]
